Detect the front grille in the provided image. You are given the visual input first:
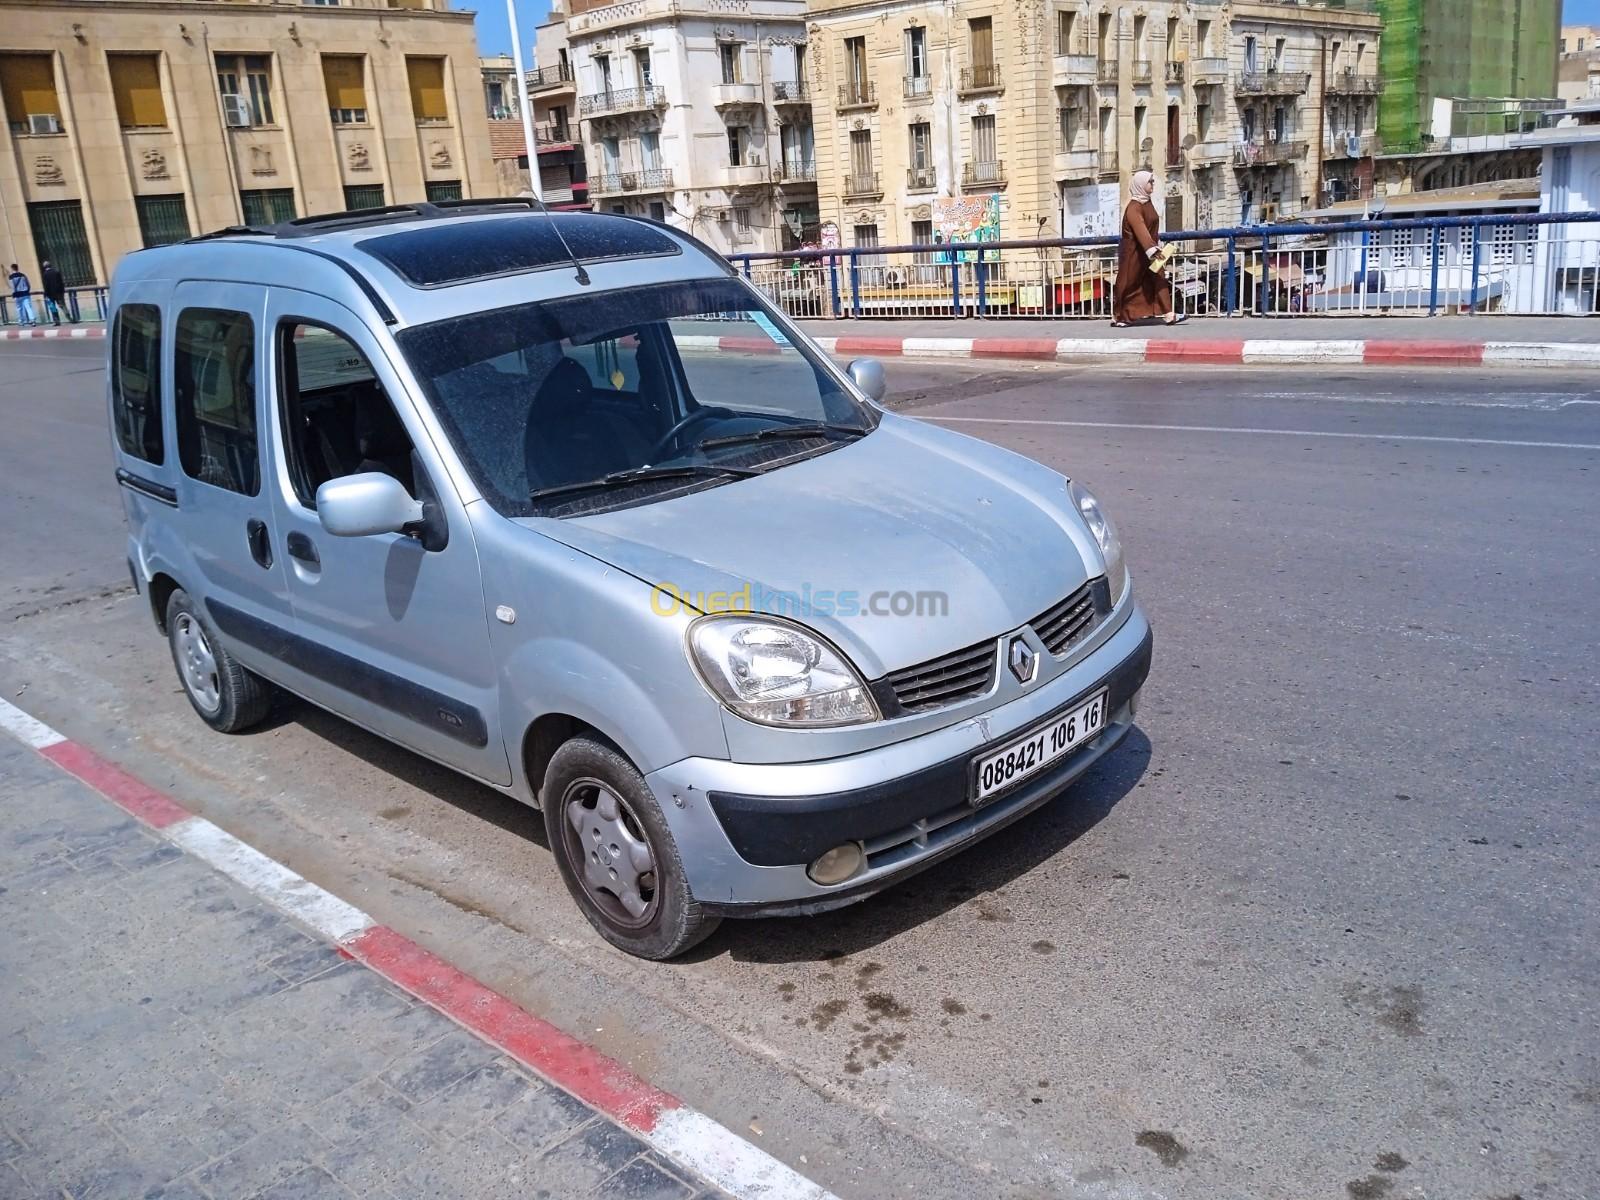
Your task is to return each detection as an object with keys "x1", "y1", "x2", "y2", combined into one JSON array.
[
  {"x1": 883, "y1": 639, "x2": 996, "y2": 713},
  {"x1": 1030, "y1": 578, "x2": 1104, "y2": 655}
]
